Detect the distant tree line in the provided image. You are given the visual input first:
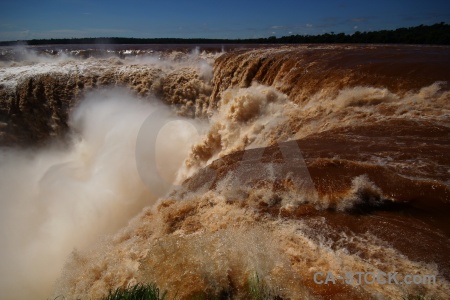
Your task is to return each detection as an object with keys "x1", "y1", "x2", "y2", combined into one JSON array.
[{"x1": 1, "y1": 22, "x2": 449, "y2": 46}]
